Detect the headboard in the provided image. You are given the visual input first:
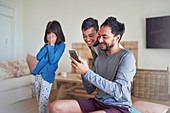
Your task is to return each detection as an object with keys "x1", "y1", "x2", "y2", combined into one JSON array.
[{"x1": 120, "y1": 41, "x2": 138, "y2": 67}]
